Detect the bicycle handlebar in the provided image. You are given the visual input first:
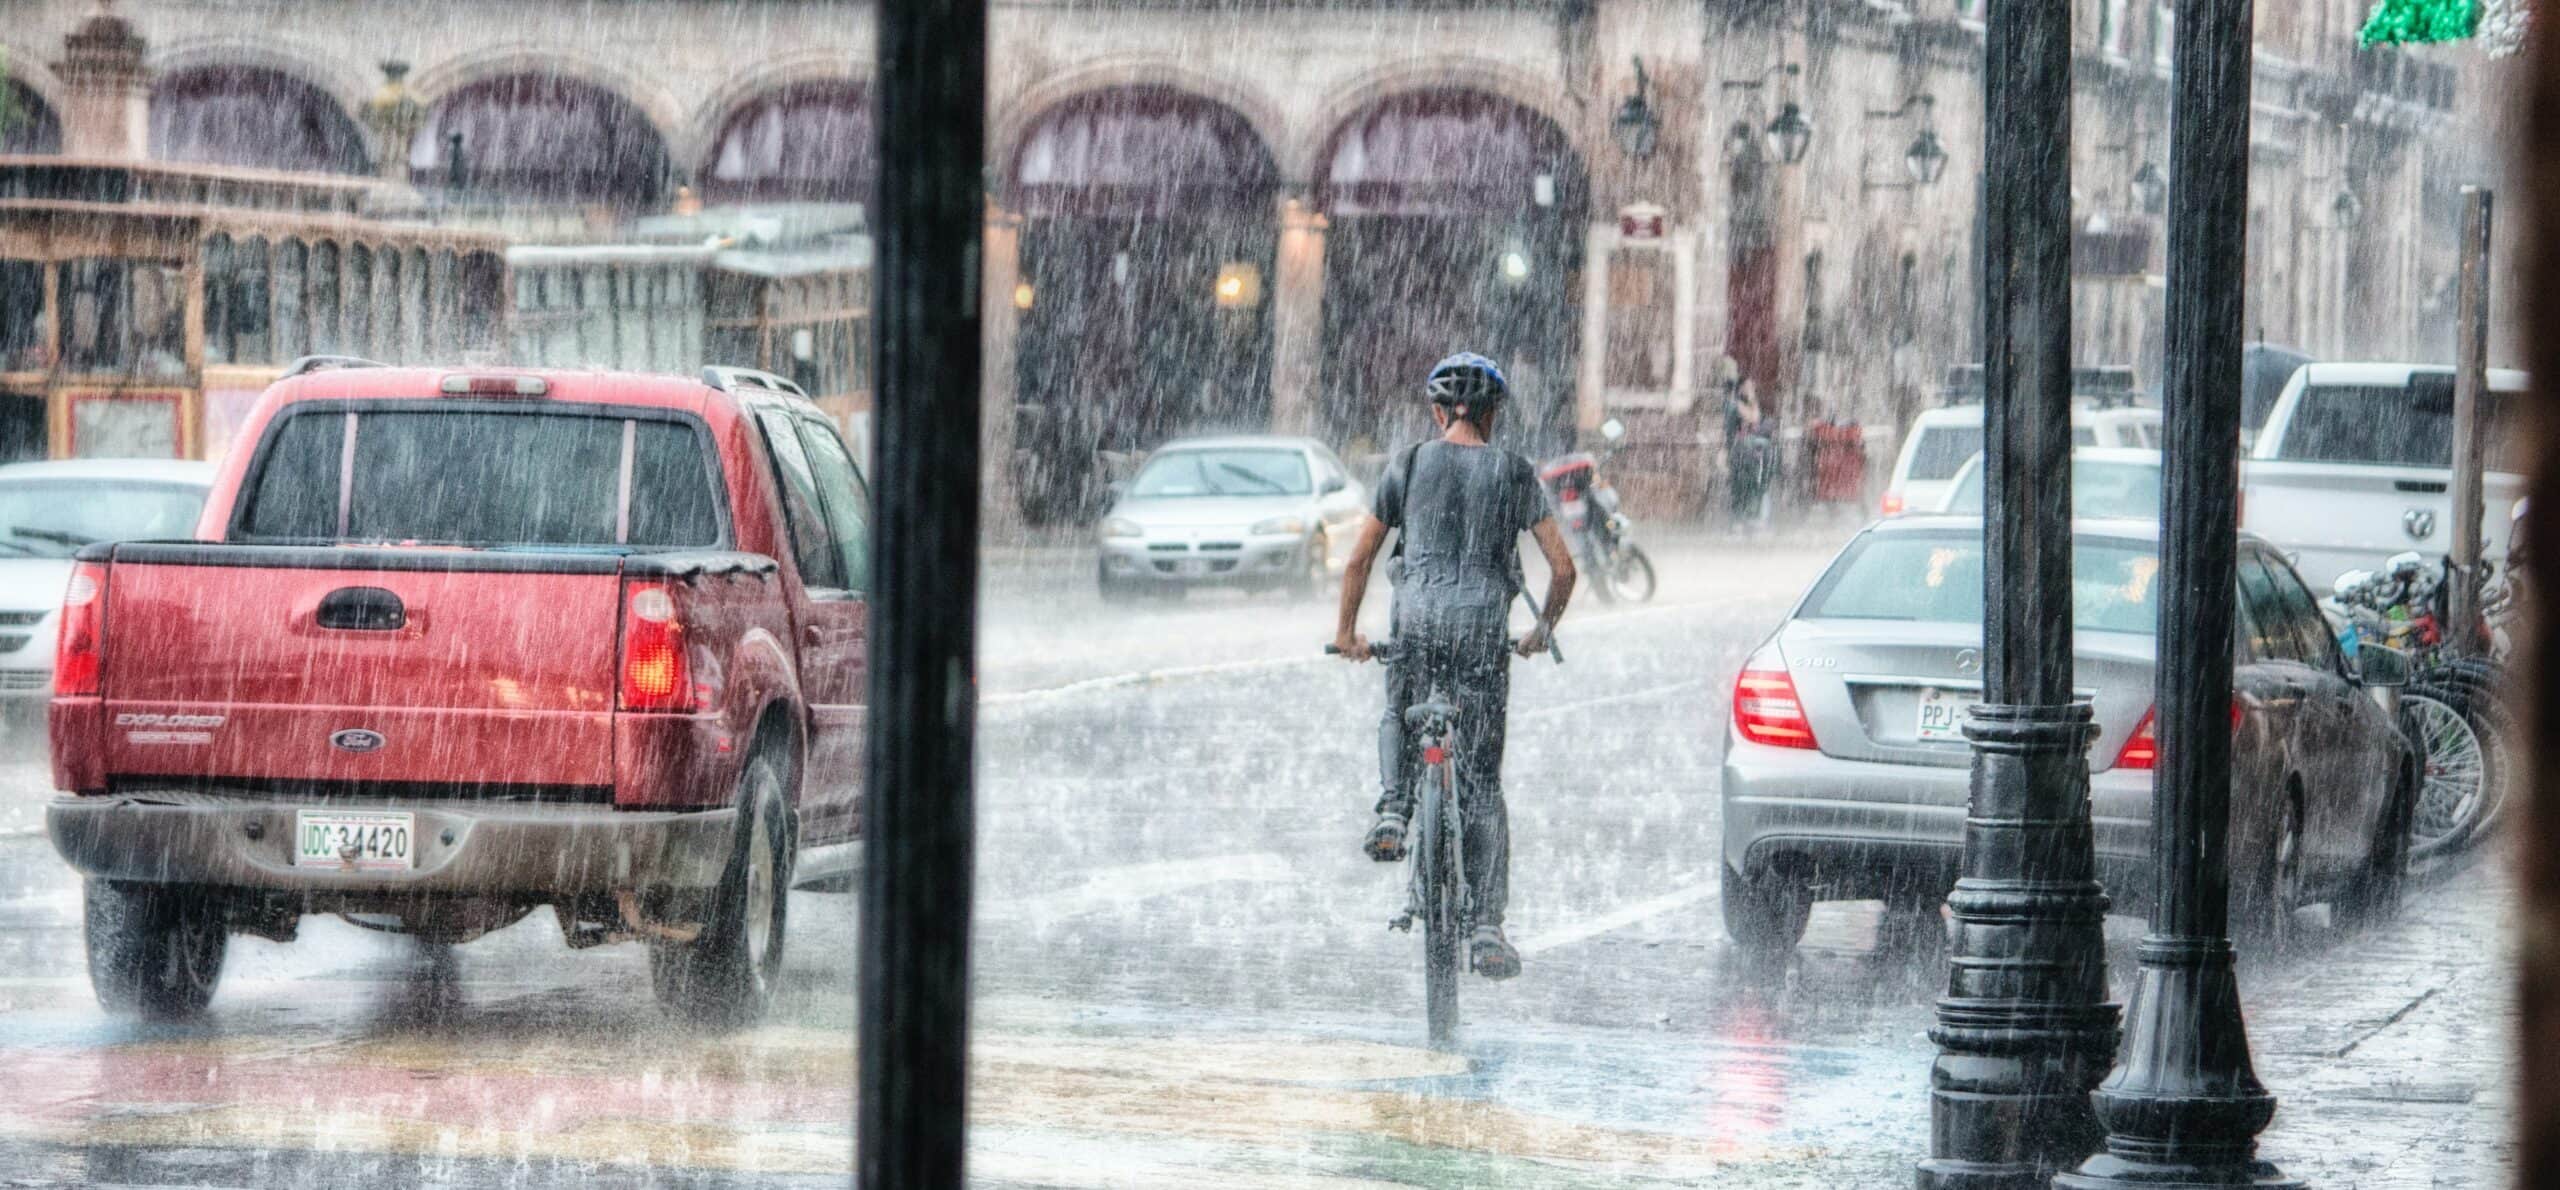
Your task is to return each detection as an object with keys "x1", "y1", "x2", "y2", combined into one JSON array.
[{"x1": 1325, "y1": 638, "x2": 1556, "y2": 664}]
